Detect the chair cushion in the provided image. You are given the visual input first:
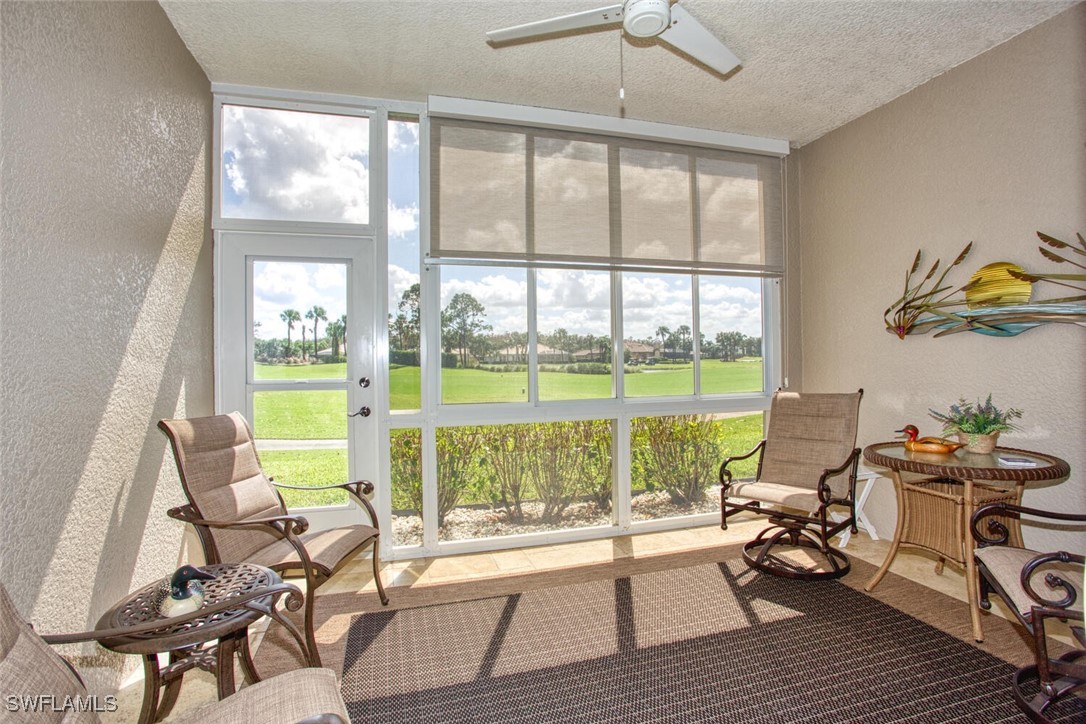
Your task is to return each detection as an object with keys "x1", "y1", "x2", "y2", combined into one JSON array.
[
  {"x1": 728, "y1": 481, "x2": 820, "y2": 511},
  {"x1": 975, "y1": 546, "x2": 1084, "y2": 618},
  {"x1": 247, "y1": 524, "x2": 379, "y2": 577},
  {"x1": 188, "y1": 667, "x2": 349, "y2": 723},
  {"x1": 0, "y1": 584, "x2": 96, "y2": 723}
]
